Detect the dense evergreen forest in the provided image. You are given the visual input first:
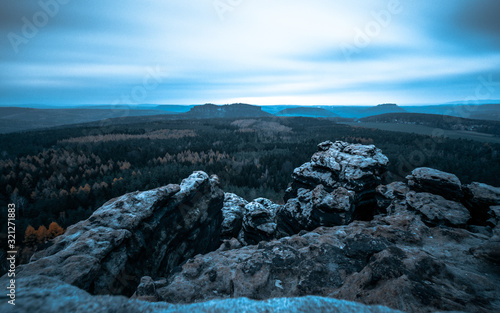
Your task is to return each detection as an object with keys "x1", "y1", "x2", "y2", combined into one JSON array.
[
  {"x1": 1, "y1": 116, "x2": 499, "y2": 245},
  {"x1": 359, "y1": 112, "x2": 500, "y2": 135}
]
